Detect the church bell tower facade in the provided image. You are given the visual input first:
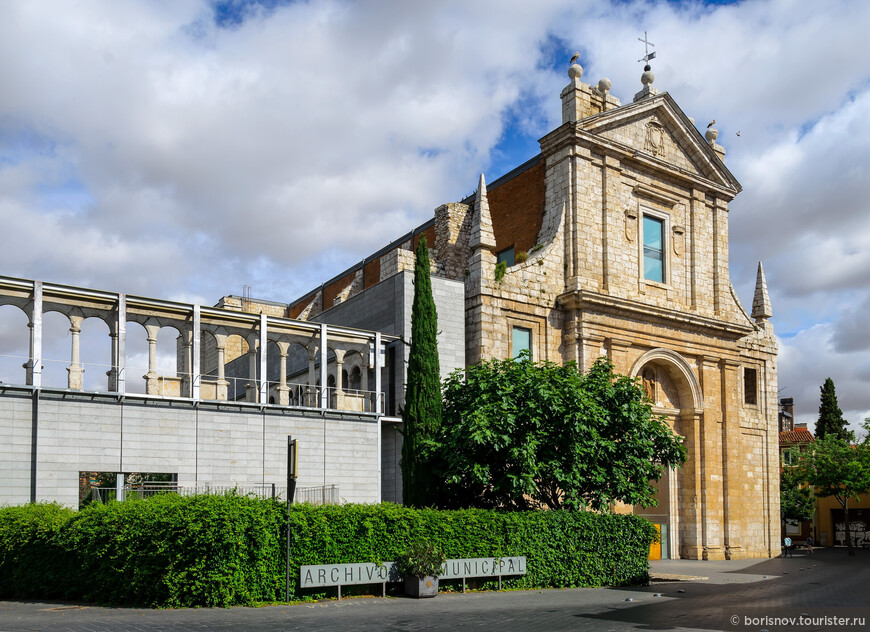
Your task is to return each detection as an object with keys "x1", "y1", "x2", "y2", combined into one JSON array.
[{"x1": 463, "y1": 61, "x2": 779, "y2": 560}]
